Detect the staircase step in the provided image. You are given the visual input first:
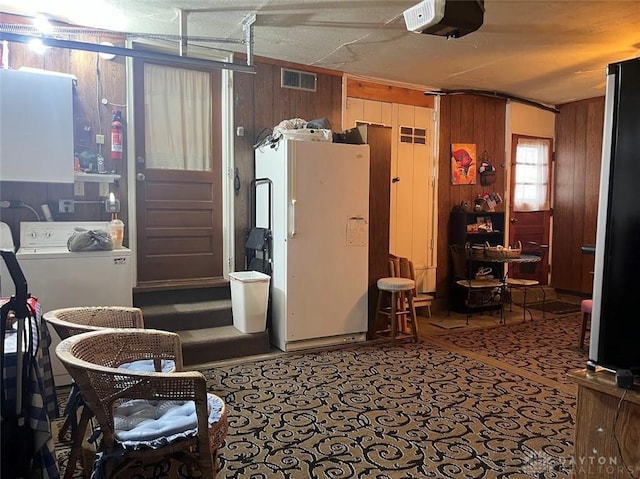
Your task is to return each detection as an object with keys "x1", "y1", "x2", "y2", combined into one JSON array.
[
  {"x1": 134, "y1": 285, "x2": 271, "y2": 365},
  {"x1": 140, "y1": 299, "x2": 233, "y2": 331},
  {"x1": 177, "y1": 326, "x2": 271, "y2": 366},
  {"x1": 134, "y1": 285, "x2": 230, "y2": 308}
]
